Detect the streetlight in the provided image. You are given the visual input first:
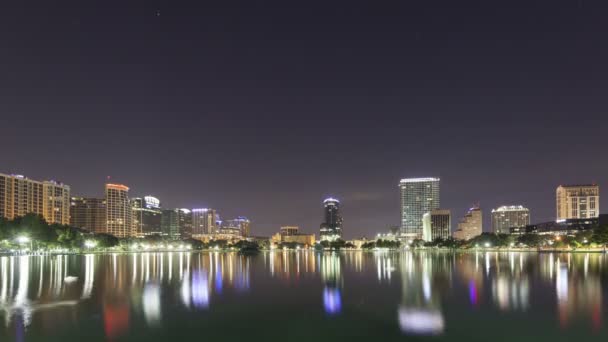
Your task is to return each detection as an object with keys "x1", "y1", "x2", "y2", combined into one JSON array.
[
  {"x1": 15, "y1": 236, "x2": 32, "y2": 252},
  {"x1": 84, "y1": 240, "x2": 97, "y2": 249}
]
